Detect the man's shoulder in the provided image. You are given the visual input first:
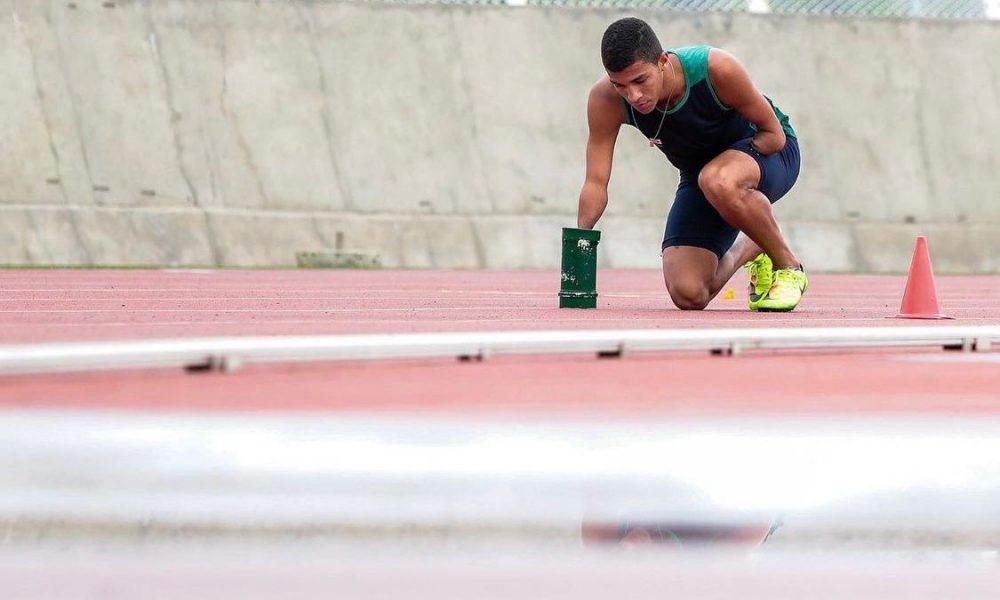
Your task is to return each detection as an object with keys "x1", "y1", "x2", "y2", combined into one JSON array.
[
  {"x1": 704, "y1": 48, "x2": 745, "y2": 85},
  {"x1": 588, "y1": 77, "x2": 624, "y2": 114},
  {"x1": 588, "y1": 75, "x2": 616, "y2": 101}
]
